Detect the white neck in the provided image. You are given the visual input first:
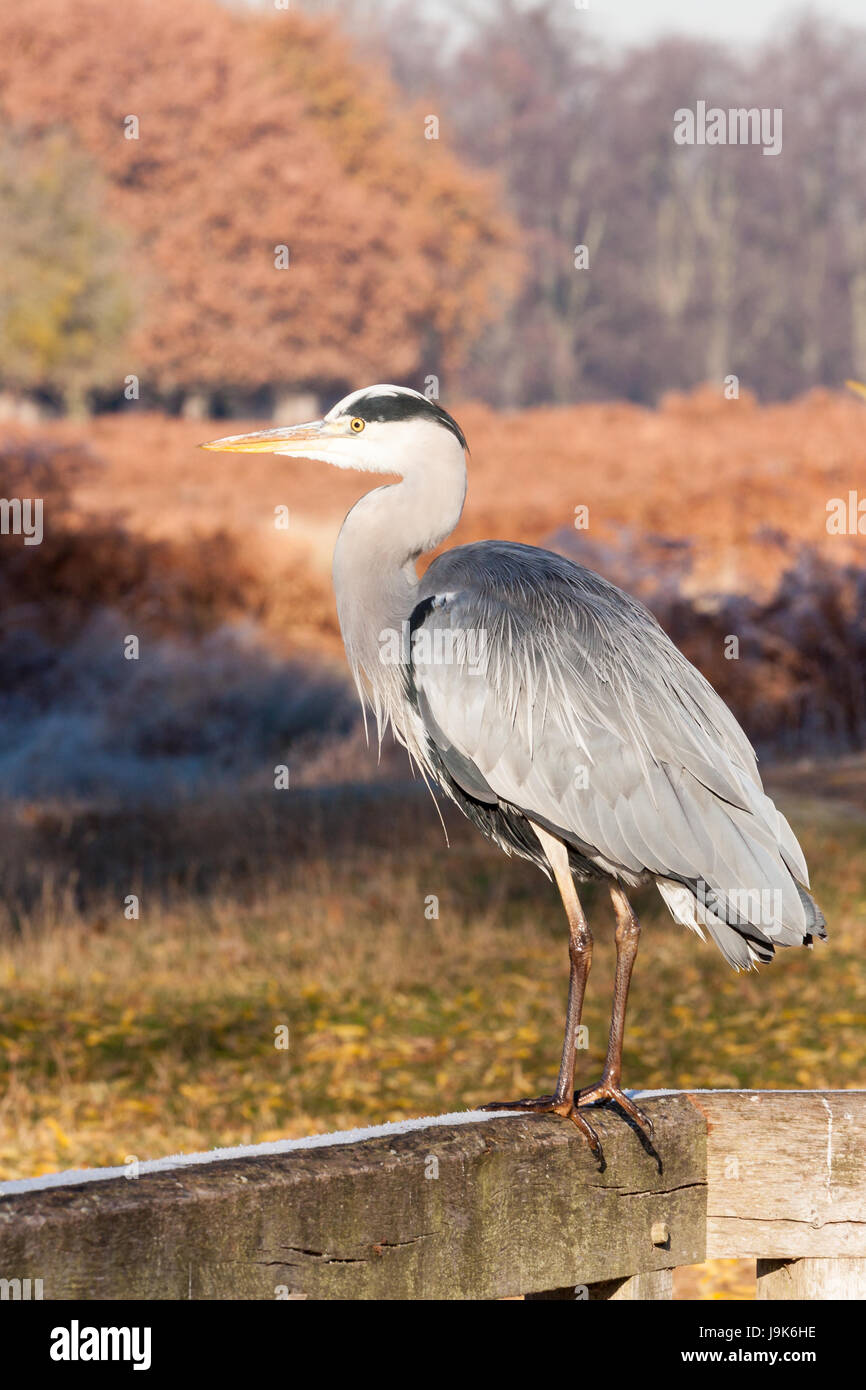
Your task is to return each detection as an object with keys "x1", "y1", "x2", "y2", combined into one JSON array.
[{"x1": 332, "y1": 430, "x2": 467, "y2": 748}]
